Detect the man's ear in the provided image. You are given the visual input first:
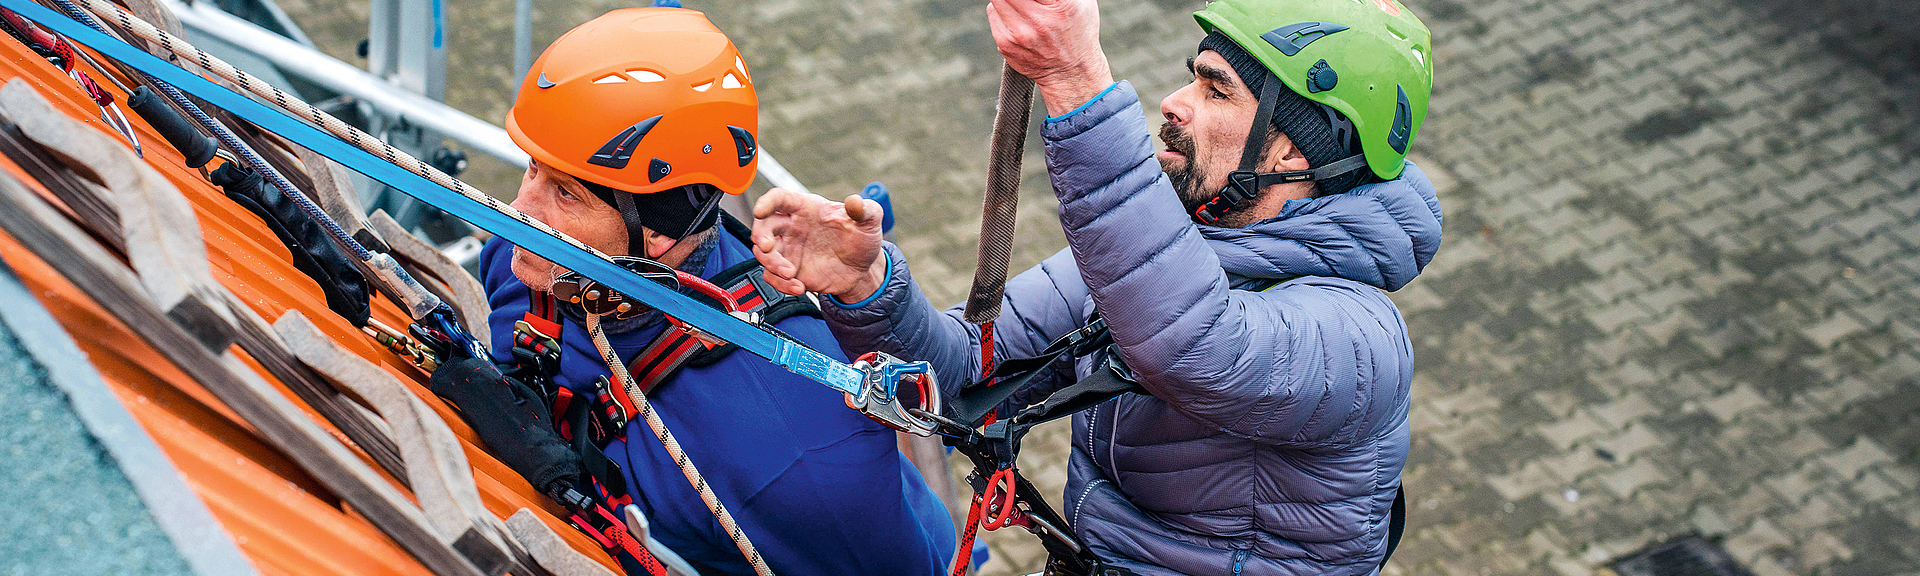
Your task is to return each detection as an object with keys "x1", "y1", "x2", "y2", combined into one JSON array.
[
  {"x1": 1263, "y1": 130, "x2": 1312, "y2": 173},
  {"x1": 639, "y1": 226, "x2": 675, "y2": 259}
]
